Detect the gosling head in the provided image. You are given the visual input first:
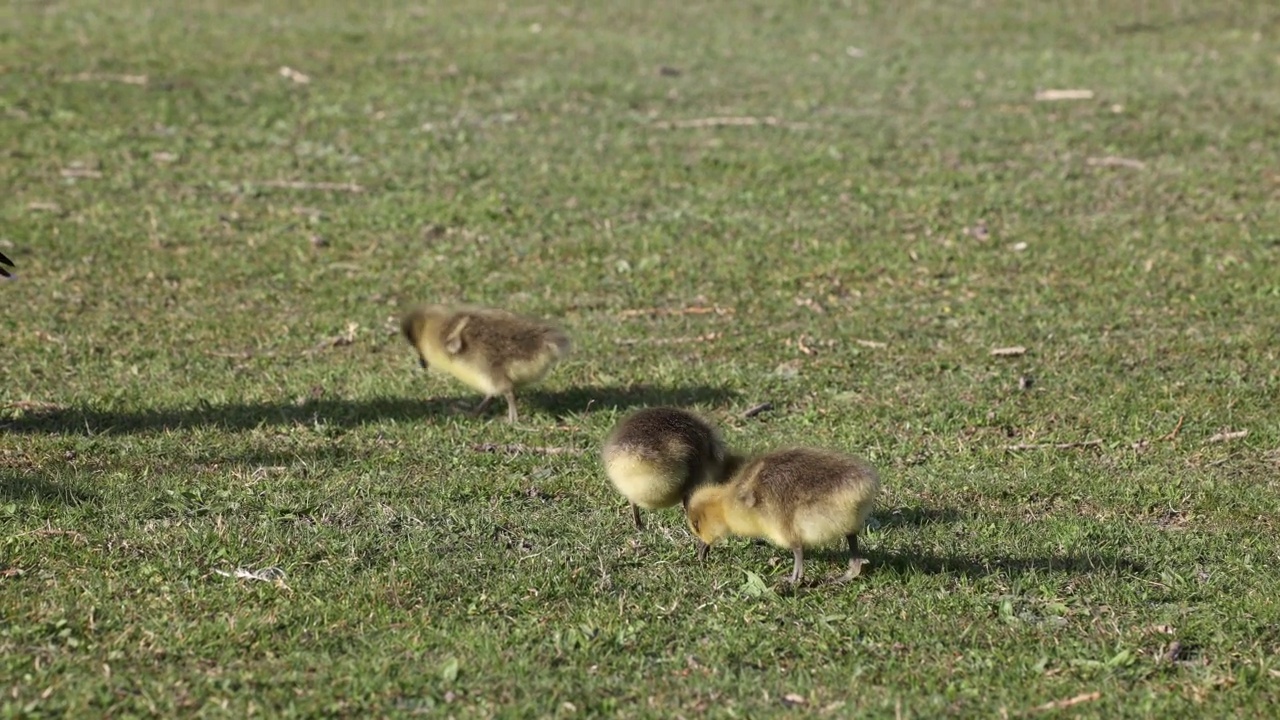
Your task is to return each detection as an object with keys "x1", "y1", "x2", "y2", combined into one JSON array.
[
  {"x1": 684, "y1": 488, "x2": 730, "y2": 550},
  {"x1": 400, "y1": 306, "x2": 437, "y2": 370}
]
